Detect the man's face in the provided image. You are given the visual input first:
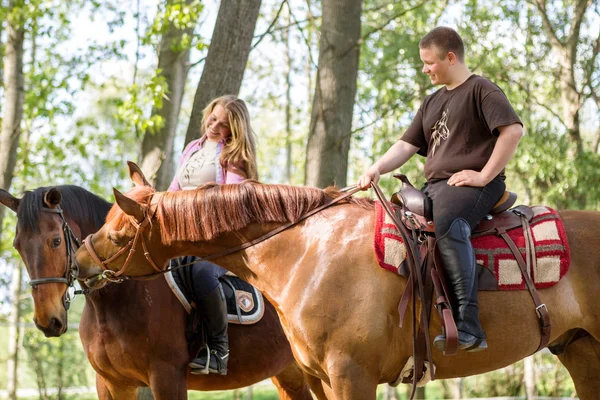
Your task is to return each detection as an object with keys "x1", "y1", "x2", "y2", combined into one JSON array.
[{"x1": 419, "y1": 46, "x2": 451, "y2": 85}]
